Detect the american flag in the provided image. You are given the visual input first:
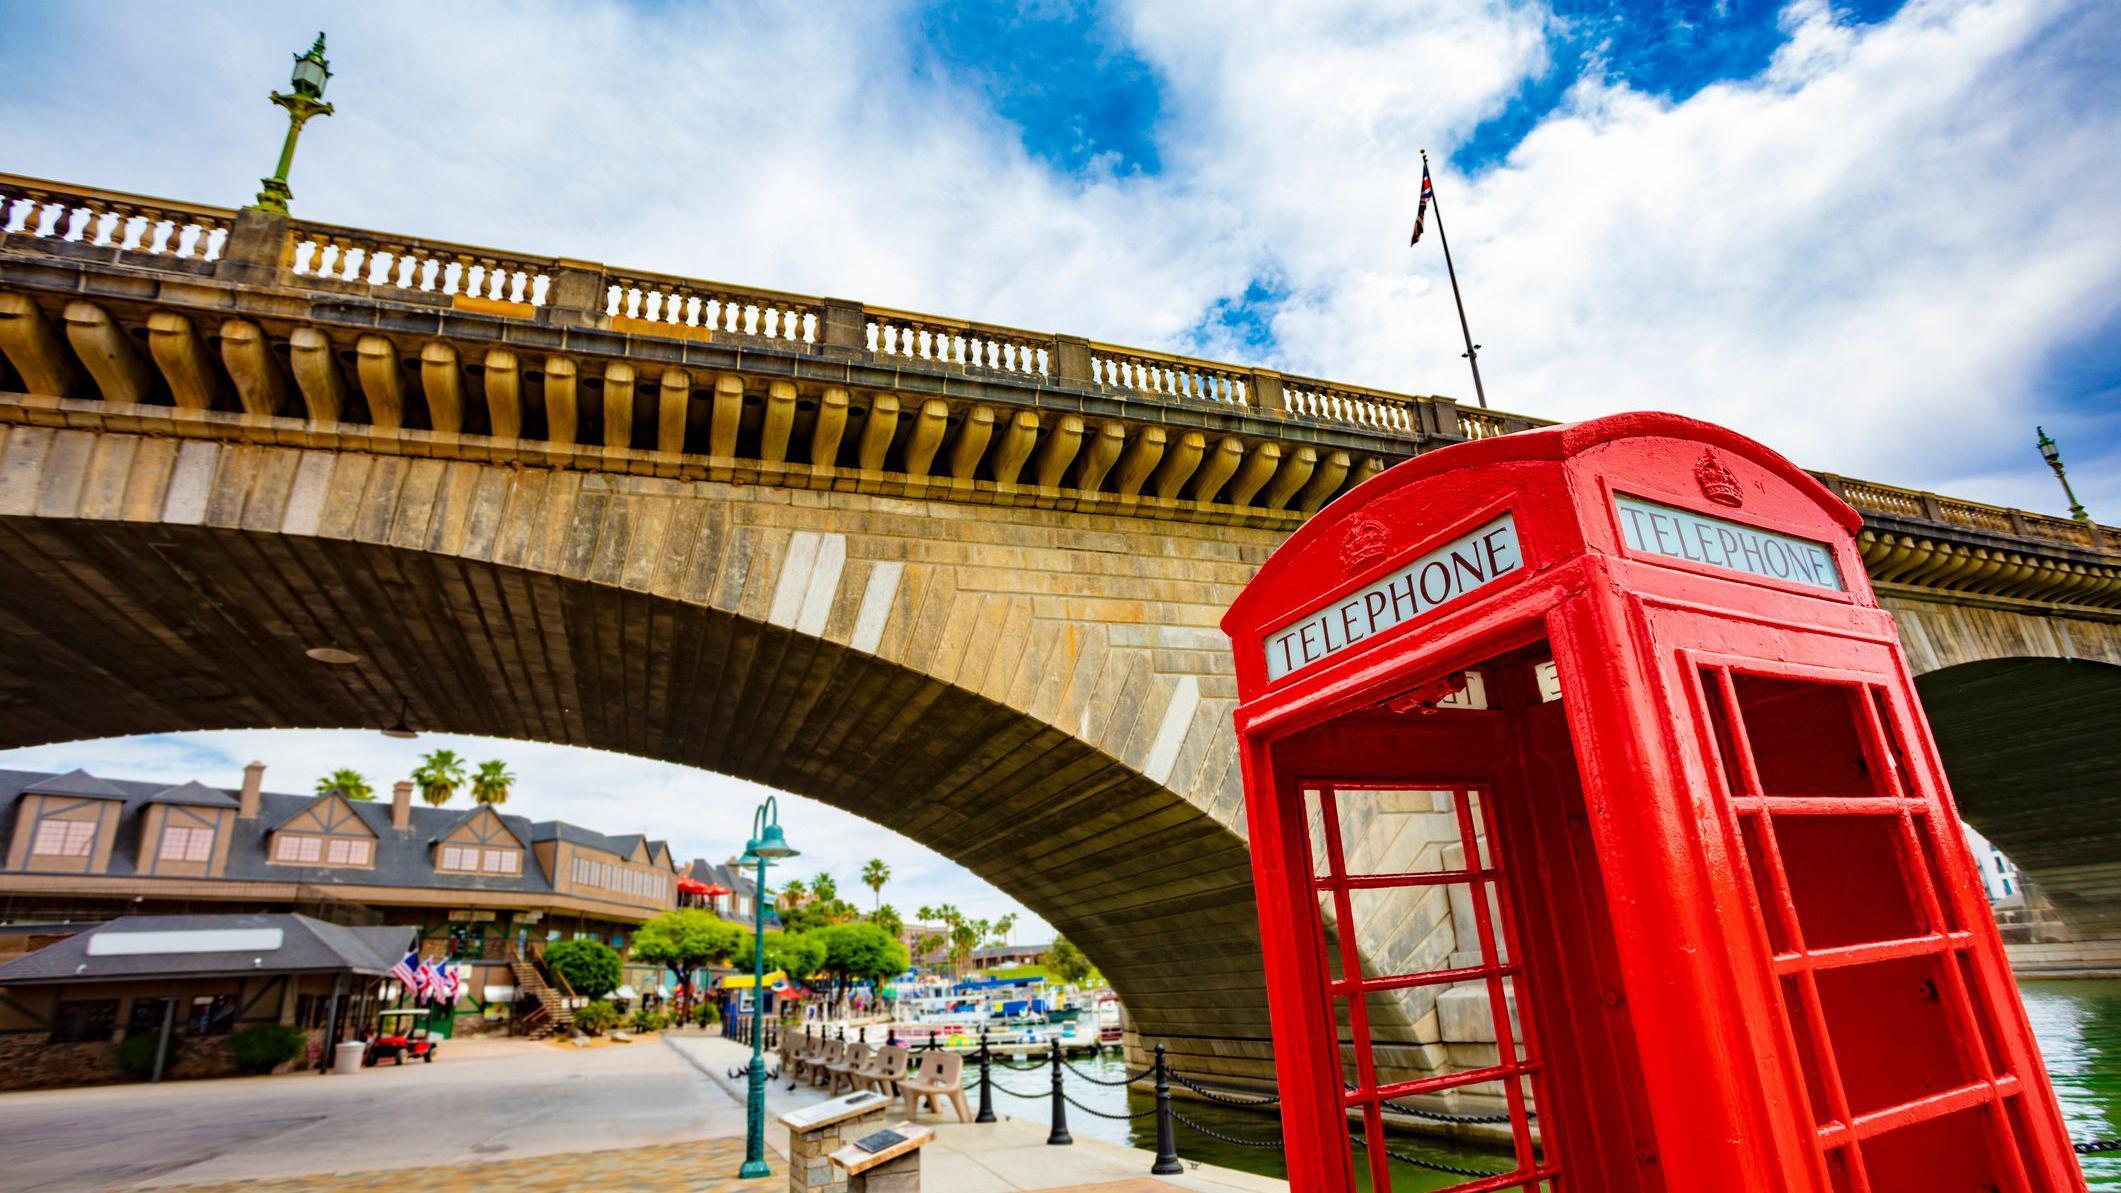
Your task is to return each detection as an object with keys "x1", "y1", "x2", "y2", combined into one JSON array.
[
  {"x1": 418, "y1": 960, "x2": 445, "y2": 1002},
  {"x1": 391, "y1": 949, "x2": 421, "y2": 990},
  {"x1": 1410, "y1": 161, "x2": 1434, "y2": 245}
]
